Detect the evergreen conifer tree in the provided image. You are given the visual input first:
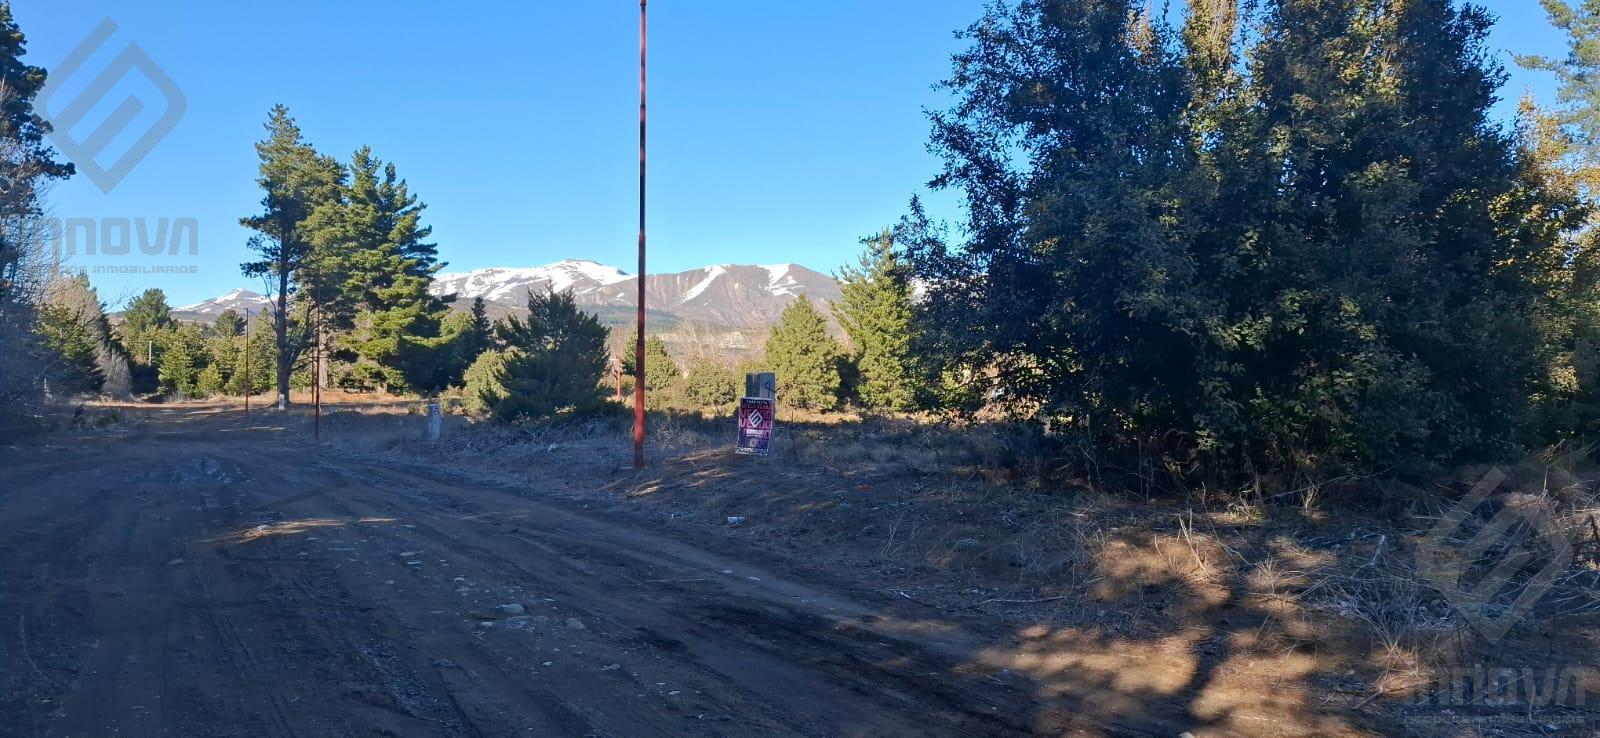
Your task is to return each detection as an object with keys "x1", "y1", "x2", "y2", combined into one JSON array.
[
  {"x1": 834, "y1": 228, "x2": 919, "y2": 412},
  {"x1": 764, "y1": 297, "x2": 843, "y2": 410}
]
